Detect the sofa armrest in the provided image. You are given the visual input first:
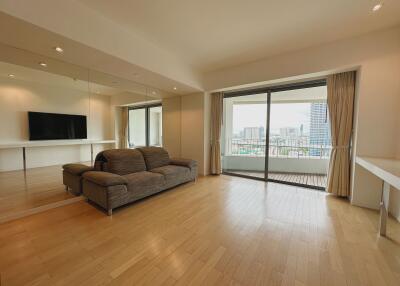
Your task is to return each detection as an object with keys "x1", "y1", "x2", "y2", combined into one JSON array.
[
  {"x1": 170, "y1": 158, "x2": 198, "y2": 169},
  {"x1": 63, "y1": 163, "x2": 93, "y2": 175},
  {"x1": 83, "y1": 171, "x2": 128, "y2": 187}
]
